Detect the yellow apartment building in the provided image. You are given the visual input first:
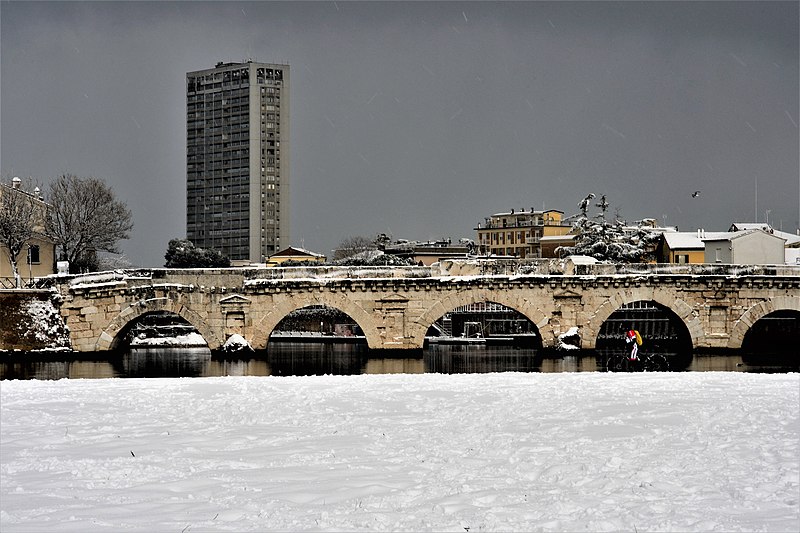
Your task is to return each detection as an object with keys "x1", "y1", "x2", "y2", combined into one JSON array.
[{"x1": 475, "y1": 208, "x2": 571, "y2": 258}]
